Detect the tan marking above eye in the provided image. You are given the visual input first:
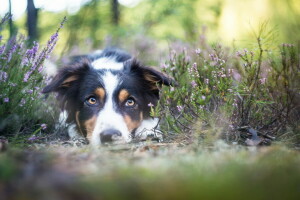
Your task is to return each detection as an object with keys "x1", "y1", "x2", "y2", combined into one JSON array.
[
  {"x1": 94, "y1": 88, "x2": 105, "y2": 102},
  {"x1": 118, "y1": 89, "x2": 130, "y2": 103}
]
